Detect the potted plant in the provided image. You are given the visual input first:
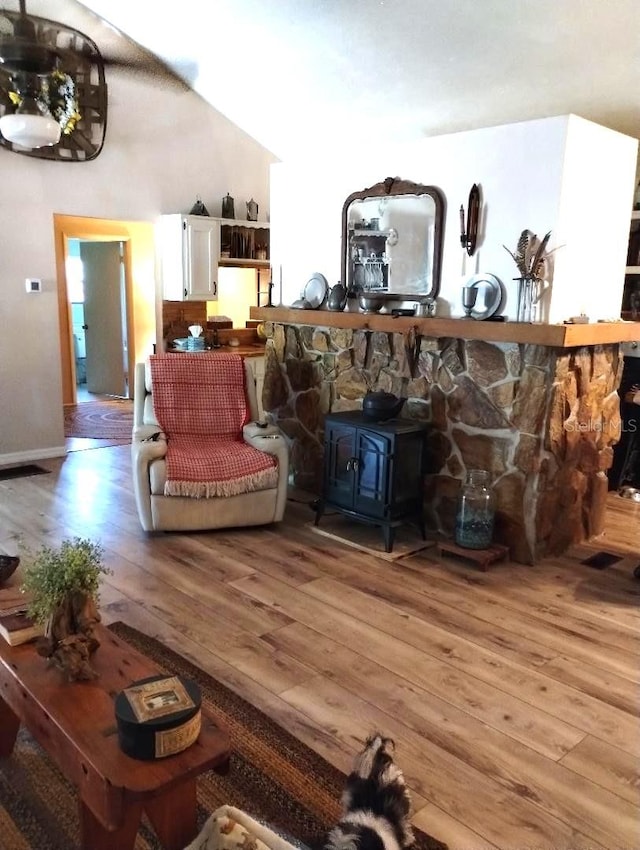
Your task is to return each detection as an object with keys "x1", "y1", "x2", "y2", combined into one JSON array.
[{"x1": 21, "y1": 537, "x2": 112, "y2": 681}]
